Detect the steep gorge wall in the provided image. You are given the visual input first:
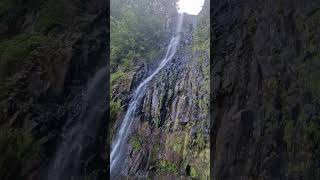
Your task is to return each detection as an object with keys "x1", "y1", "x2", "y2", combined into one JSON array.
[
  {"x1": 0, "y1": 0, "x2": 108, "y2": 179},
  {"x1": 211, "y1": 0, "x2": 320, "y2": 179},
  {"x1": 111, "y1": 7, "x2": 210, "y2": 178}
]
